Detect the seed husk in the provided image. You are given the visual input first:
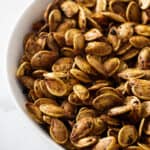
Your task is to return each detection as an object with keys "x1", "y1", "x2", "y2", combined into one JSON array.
[
  {"x1": 45, "y1": 77, "x2": 67, "y2": 97},
  {"x1": 70, "y1": 68, "x2": 92, "y2": 83},
  {"x1": 85, "y1": 42, "x2": 112, "y2": 56},
  {"x1": 135, "y1": 25, "x2": 150, "y2": 37},
  {"x1": 126, "y1": 1, "x2": 141, "y2": 23},
  {"x1": 92, "y1": 136, "x2": 118, "y2": 150},
  {"x1": 75, "y1": 56, "x2": 97, "y2": 75},
  {"x1": 52, "y1": 57, "x2": 74, "y2": 73},
  {"x1": 129, "y1": 36, "x2": 150, "y2": 48},
  {"x1": 40, "y1": 103, "x2": 66, "y2": 117},
  {"x1": 61, "y1": 1, "x2": 79, "y2": 18},
  {"x1": 73, "y1": 84, "x2": 90, "y2": 101},
  {"x1": 86, "y1": 54, "x2": 106, "y2": 76},
  {"x1": 118, "y1": 125, "x2": 138, "y2": 147},
  {"x1": 50, "y1": 118, "x2": 68, "y2": 144}
]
